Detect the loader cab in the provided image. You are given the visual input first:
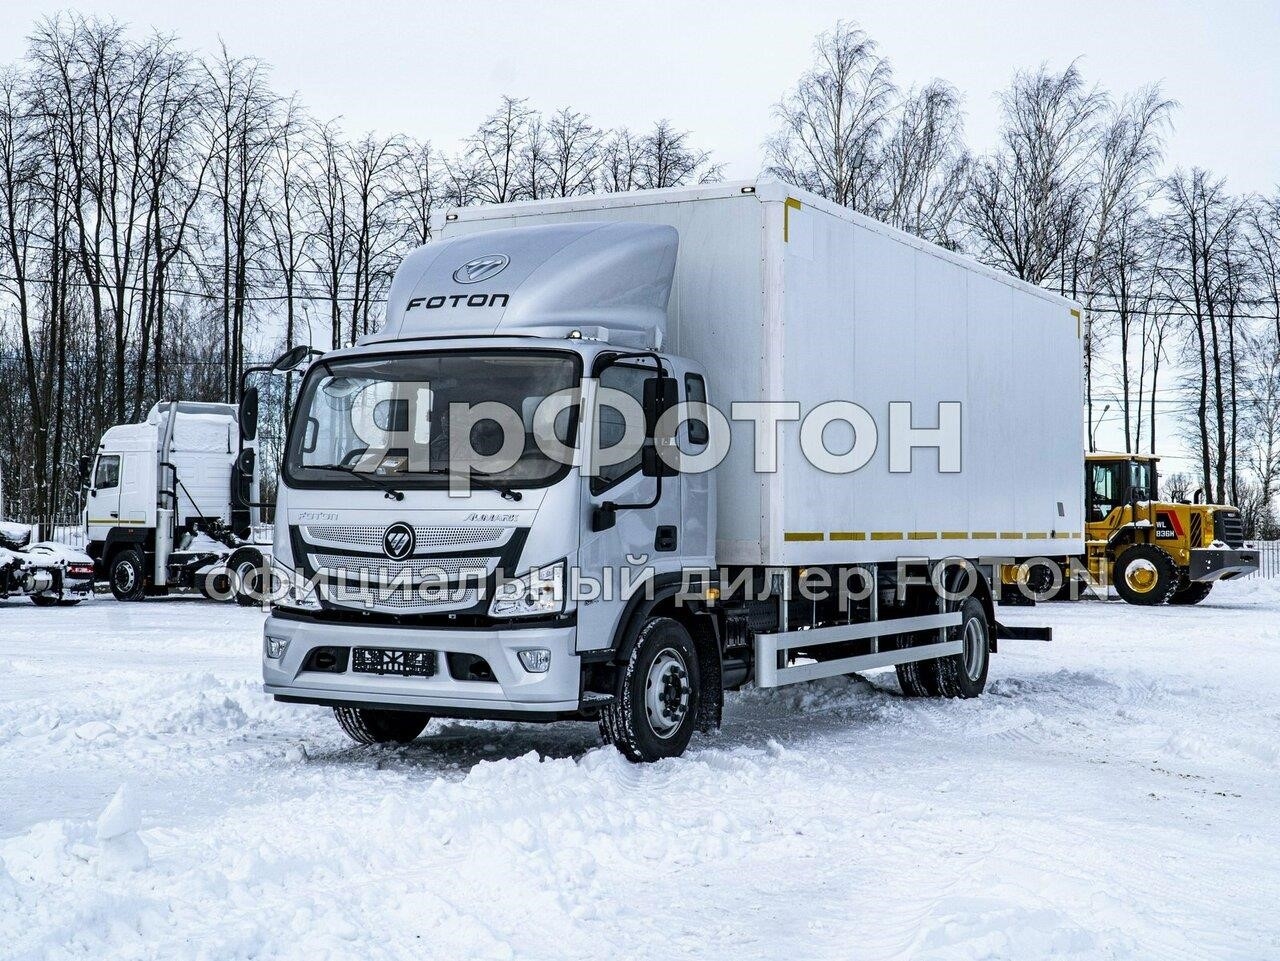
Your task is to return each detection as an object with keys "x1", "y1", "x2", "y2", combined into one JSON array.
[{"x1": 1086, "y1": 454, "x2": 1157, "y2": 524}]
